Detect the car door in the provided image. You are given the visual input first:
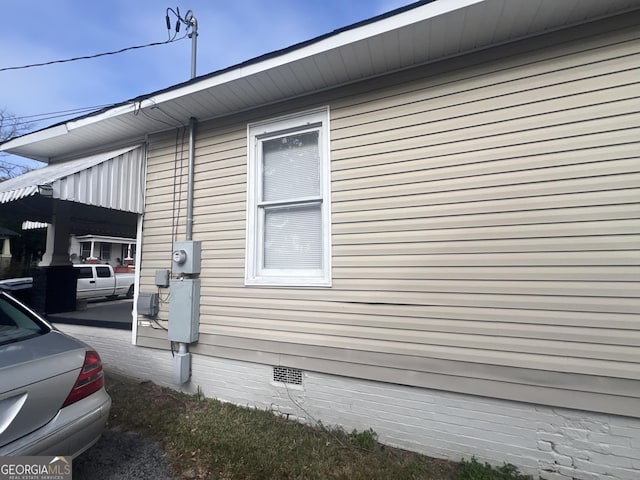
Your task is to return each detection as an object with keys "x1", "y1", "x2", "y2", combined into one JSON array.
[
  {"x1": 75, "y1": 266, "x2": 96, "y2": 299},
  {"x1": 93, "y1": 266, "x2": 114, "y2": 297}
]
